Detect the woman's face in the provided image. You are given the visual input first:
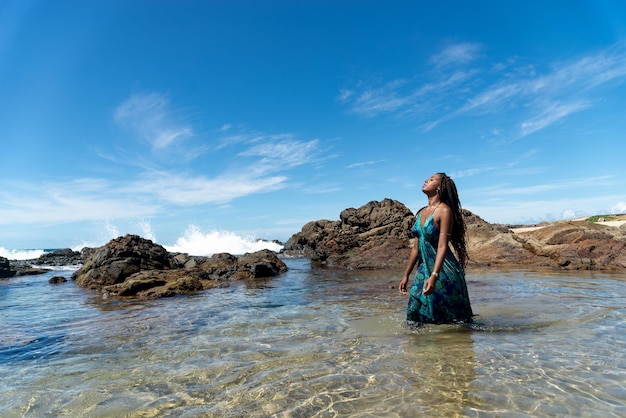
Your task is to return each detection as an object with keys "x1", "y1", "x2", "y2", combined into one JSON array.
[{"x1": 422, "y1": 173, "x2": 441, "y2": 193}]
